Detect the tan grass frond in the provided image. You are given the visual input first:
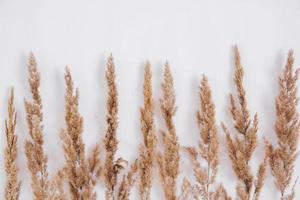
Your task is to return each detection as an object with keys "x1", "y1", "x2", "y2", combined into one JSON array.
[
  {"x1": 186, "y1": 76, "x2": 230, "y2": 200},
  {"x1": 236, "y1": 184, "x2": 248, "y2": 200},
  {"x1": 252, "y1": 152, "x2": 267, "y2": 200},
  {"x1": 4, "y1": 88, "x2": 21, "y2": 200},
  {"x1": 117, "y1": 159, "x2": 139, "y2": 200},
  {"x1": 138, "y1": 62, "x2": 157, "y2": 200},
  {"x1": 185, "y1": 146, "x2": 207, "y2": 196},
  {"x1": 157, "y1": 62, "x2": 180, "y2": 200},
  {"x1": 24, "y1": 53, "x2": 50, "y2": 200},
  {"x1": 61, "y1": 67, "x2": 96, "y2": 200},
  {"x1": 88, "y1": 144, "x2": 102, "y2": 185},
  {"x1": 197, "y1": 76, "x2": 219, "y2": 199},
  {"x1": 103, "y1": 55, "x2": 127, "y2": 200},
  {"x1": 49, "y1": 170, "x2": 67, "y2": 200},
  {"x1": 221, "y1": 46, "x2": 265, "y2": 199},
  {"x1": 267, "y1": 50, "x2": 300, "y2": 200},
  {"x1": 212, "y1": 185, "x2": 232, "y2": 200},
  {"x1": 178, "y1": 178, "x2": 192, "y2": 200}
]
